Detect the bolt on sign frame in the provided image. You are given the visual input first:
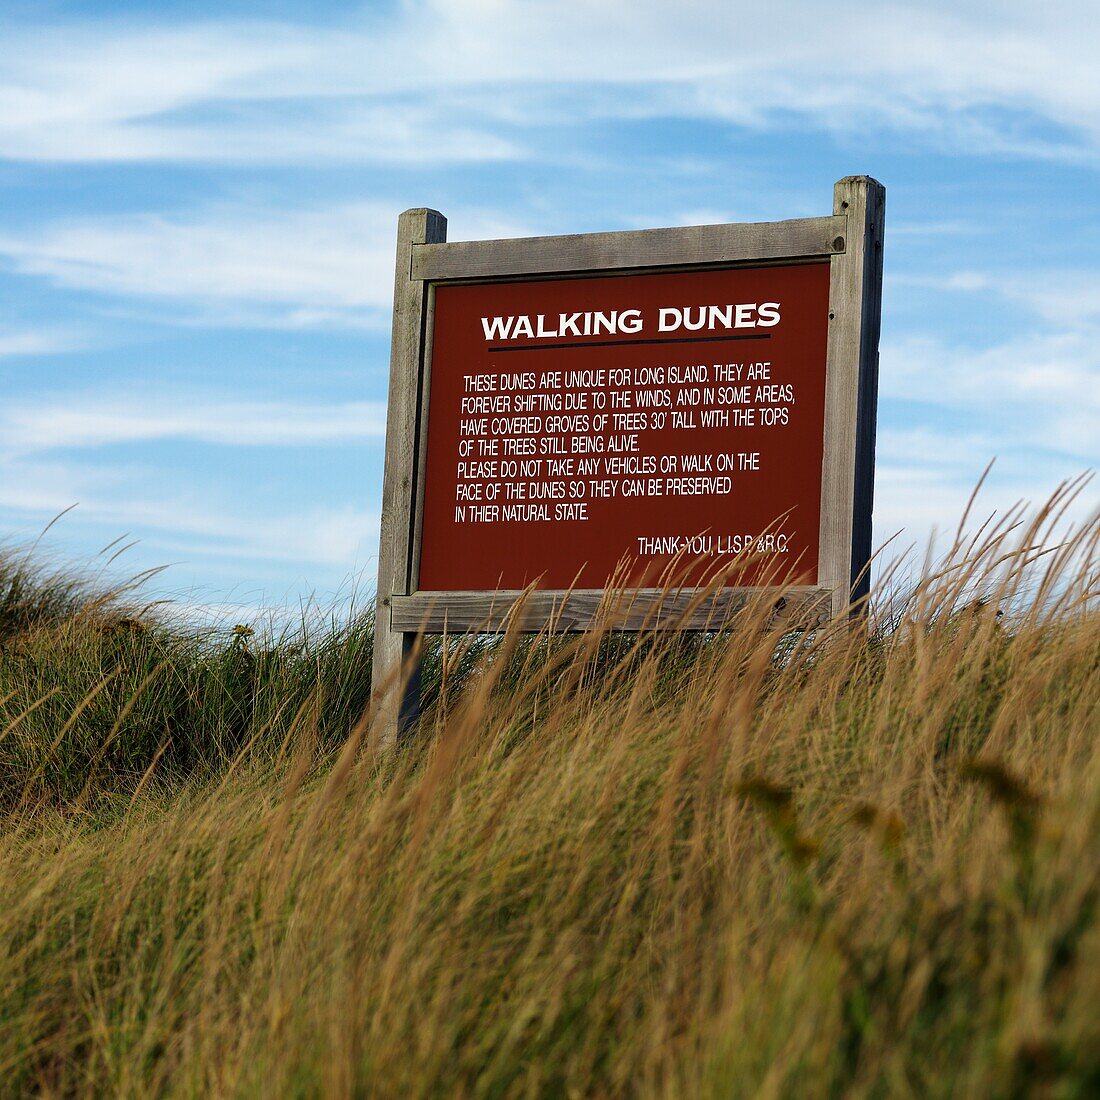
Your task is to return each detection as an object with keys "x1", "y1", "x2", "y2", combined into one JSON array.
[{"x1": 373, "y1": 176, "x2": 884, "y2": 745}]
